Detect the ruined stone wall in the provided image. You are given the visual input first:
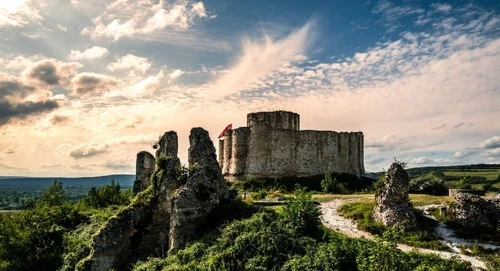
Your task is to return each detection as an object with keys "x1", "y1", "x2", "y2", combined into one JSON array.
[
  {"x1": 247, "y1": 110, "x2": 300, "y2": 131},
  {"x1": 220, "y1": 111, "x2": 365, "y2": 180}
]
